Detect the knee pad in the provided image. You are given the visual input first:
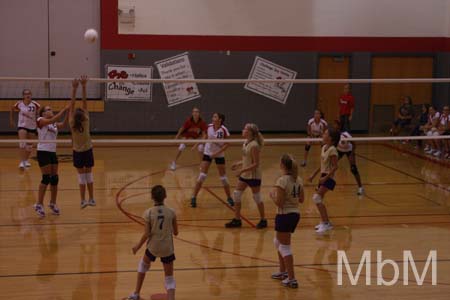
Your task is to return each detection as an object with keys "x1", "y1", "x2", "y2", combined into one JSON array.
[
  {"x1": 220, "y1": 176, "x2": 229, "y2": 186},
  {"x1": 252, "y1": 192, "x2": 263, "y2": 204},
  {"x1": 85, "y1": 172, "x2": 94, "y2": 184},
  {"x1": 50, "y1": 175, "x2": 59, "y2": 186},
  {"x1": 426, "y1": 131, "x2": 433, "y2": 136},
  {"x1": 305, "y1": 144, "x2": 311, "y2": 152},
  {"x1": 78, "y1": 173, "x2": 87, "y2": 185},
  {"x1": 233, "y1": 190, "x2": 243, "y2": 204},
  {"x1": 350, "y1": 164, "x2": 359, "y2": 176},
  {"x1": 273, "y1": 237, "x2": 280, "y2": 249},
  {"x1": 41, "y1": 174, "x2": 51, "y2": 185},
  {"x1": 312, "y1": 193, "x2": 323, "y2": 204},
  {"x1": 197, "y1": 172, "x2": 207, "y2": 183},
  {"x1": 165, "y1": 276, "x2": 176, "y2": 290},
  {"x1": 197, "y1": 144, "x2": 204, "y2": 153},
  {"x1": 278, "y1": 244, "x2": 292, "y2": 257},
  {"x1": 137, "y1": 259, "x2": 150, "y2": 273},
  {"x1": 178, "y1": 143, "x2": 186, "y2": 151},
  {"x1": 19, "y1": 142, "x2": 27, "y2": 149},
  {"x1": 433, "y1": 131, "x2": 440, "y2": 137}
]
